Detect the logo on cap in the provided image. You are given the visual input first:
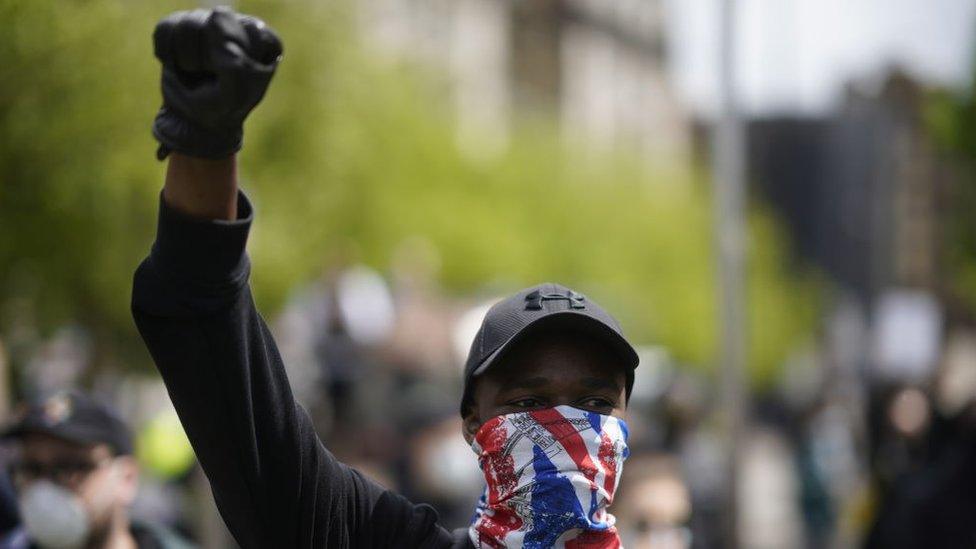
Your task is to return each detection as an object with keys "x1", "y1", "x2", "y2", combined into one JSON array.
[
  {"x1": 41, "y1": 393, "x2": 73, "y2": 426},
  {"x1": 524, "y1": 289, "x2": 586, "y2": 311}
]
